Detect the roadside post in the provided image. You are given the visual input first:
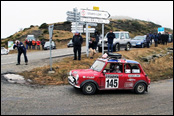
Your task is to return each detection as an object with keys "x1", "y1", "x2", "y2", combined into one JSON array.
[{"x1": 48, "y1": 25, "x2": 54, "y2": 73}]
